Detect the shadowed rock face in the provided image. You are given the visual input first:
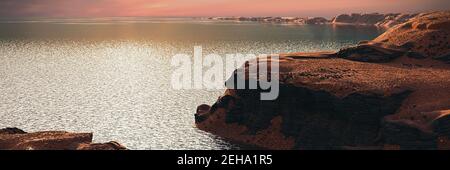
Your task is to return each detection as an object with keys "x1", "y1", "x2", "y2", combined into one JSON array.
[
  {"x1": 196, "y1": 11, "x2": 450, "y2": 150},
  {"x1": 337, "y1": 44, "x2": 406, "y2": 63},
  {"x1": 434, "y1": 53, "x2": 450, "y2": 63},
  {"x1": 0, "y1": 128, "x2": 127, "y2": 150},
  {"x1": 213, "y1": 83, "x2": 411, "y2": 149}
]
